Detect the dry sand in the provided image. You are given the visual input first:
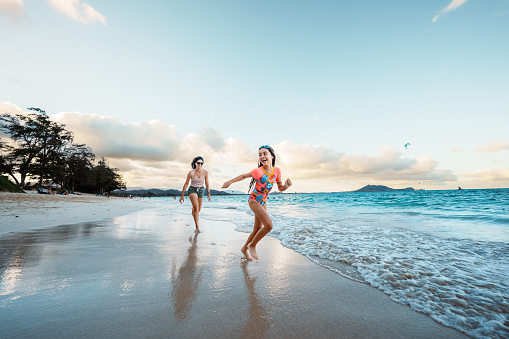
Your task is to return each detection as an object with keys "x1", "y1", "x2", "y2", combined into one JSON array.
[{"x1": 0, "y1": 191, "x2": 152, "y2": 235}]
